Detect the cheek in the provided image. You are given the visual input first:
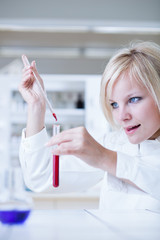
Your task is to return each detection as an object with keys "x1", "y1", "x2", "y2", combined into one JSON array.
[
  {"x1": 136, "y1": 107, "x2": 148, "y2": 121},
  {"x1": 132, "y1": 99, "x2": 154, "y2": 121},
  {"x1": 139, "y1": 101, "x2": 160, "y2": 126},
  {"x1": 111, "y1": 110, "x2": 119, "y2": 122}
]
